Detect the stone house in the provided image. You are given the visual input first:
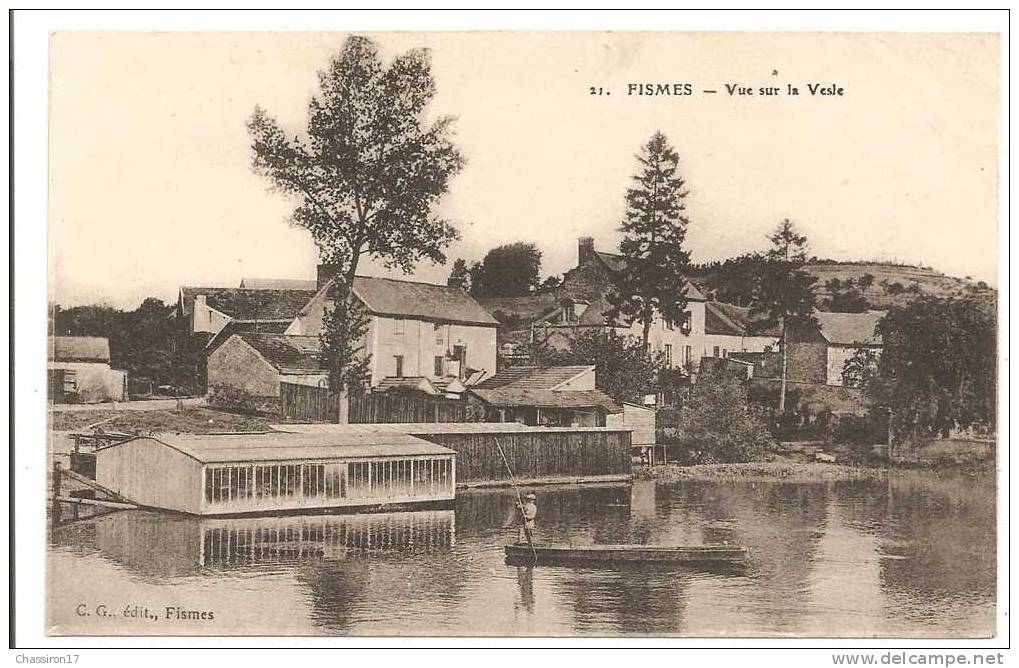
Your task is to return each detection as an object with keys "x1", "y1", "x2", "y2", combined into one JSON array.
[
  {"x1": 206, "y1": 333, "x2": 326, "y2": 412},
  {"x1": 786, "y1": 309, "x2": 886, "y2": 386}
]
